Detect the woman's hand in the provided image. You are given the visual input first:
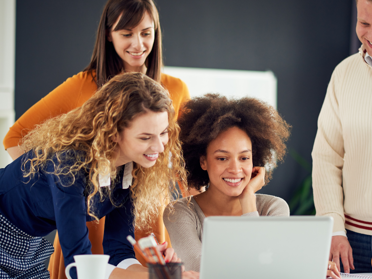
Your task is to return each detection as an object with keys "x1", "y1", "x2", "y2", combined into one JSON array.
[
  {"x1": 182, "y1": 271, "x2": 199, "y2": 279},
  {"x1": 157, "y1": 242, "x2": 199, "y2": 278},
  {"x1": 239, "y1": 166, "x2": 265, "y2": 214},
  {"x1": 156, "y1": 241, "x2": 181, "y2": 263},
  {"x1": 326, "y1": 261, "x2": 341, "y2": 279},
  {"x1": 248, "y1": 166, "x2": 265, "y2": 191},
  {"x1": 6, "y1": 146, "x2": 24, "y2": 160}
]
